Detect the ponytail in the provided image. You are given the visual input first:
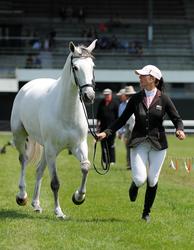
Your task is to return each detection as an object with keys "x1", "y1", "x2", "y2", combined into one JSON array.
[{"x1": 155, "y1": 77, "x2": 164, "y2": 92}]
